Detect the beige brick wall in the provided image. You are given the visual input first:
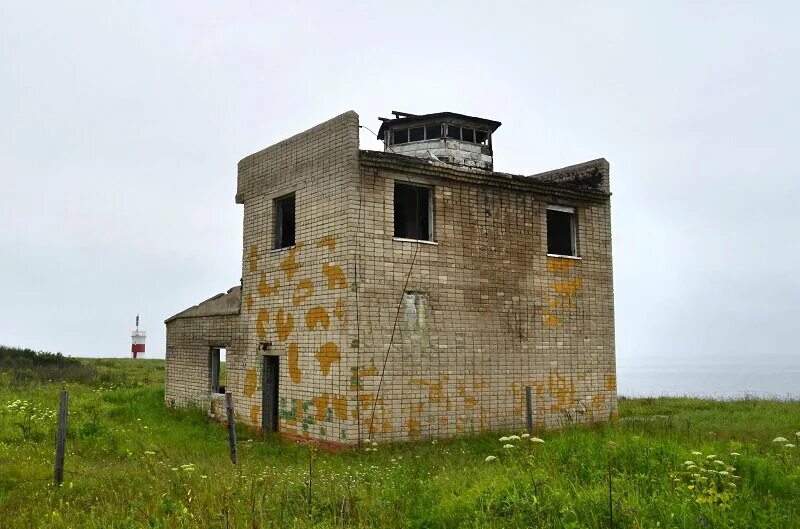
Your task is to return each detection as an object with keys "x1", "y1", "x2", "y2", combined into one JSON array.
[
  {"x1": 350, "y1": 159, "x2": 616, "y2": 442},
  {"x1": 165, "y1": 110, "x2": 616, "y2": 446}
]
